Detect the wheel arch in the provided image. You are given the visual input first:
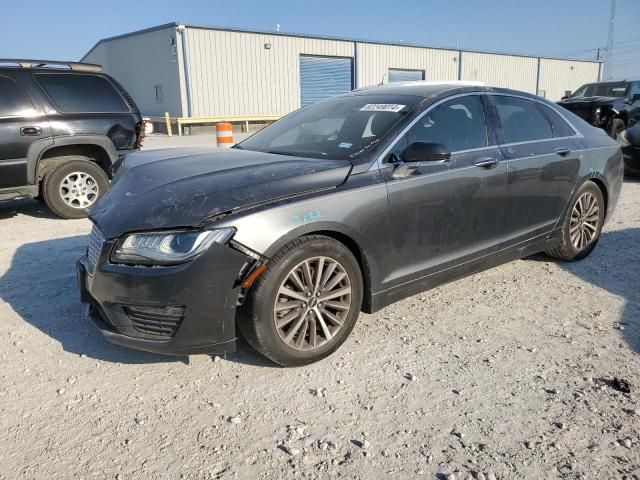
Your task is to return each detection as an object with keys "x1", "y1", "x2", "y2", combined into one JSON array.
[
  {"x1": 27, "y1": 135, "x2": 119, "y2": 184},
  {"x1": 261, "y1": 224, "x2": 377, "y2": 314},
  {"x1": 587, "y1": 176, "x2": 609, "y2": 220}
]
